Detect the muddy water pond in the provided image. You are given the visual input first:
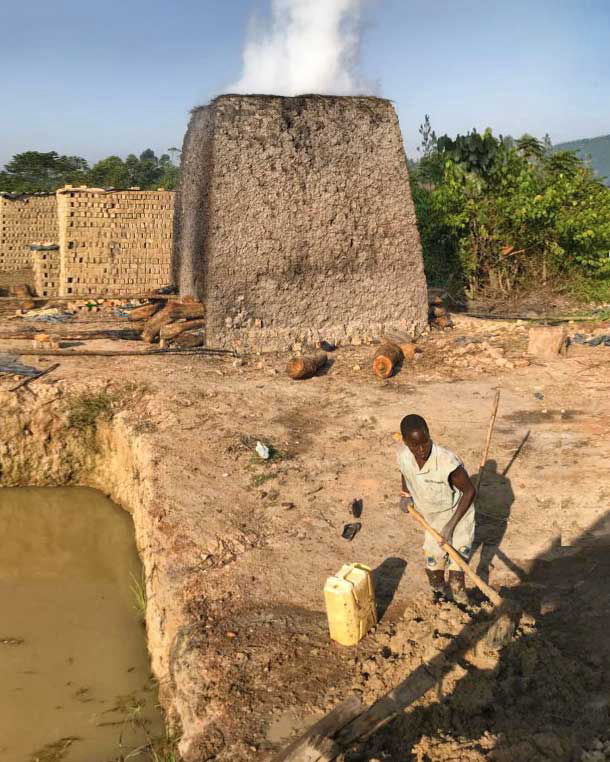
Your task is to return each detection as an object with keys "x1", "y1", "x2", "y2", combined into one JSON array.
[{"x1": 0, "y1": 487, "x2": 162, "y2": 762}]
